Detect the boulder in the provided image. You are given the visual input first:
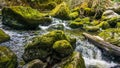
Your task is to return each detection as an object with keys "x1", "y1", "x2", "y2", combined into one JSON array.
[
  {"x1": 50, "y1": 2, "x2": 70, "y2": 20},
  {"x1": 0, "y1": 46, "x2": 17, "y2": 68},
  {"x1": 69, "y1": 21, "x2": 83, "y2": 28},
  {"x1": 2, "y1": 6, "x2": 52, "y2": 29},
  {"x1": 25, "y1": 30, "x2": 76, "y2": 49},
  {"x1": 22, "y1": 48, "x2": 50, "y2": 62},
  {"x1": 69, "y1": 17, "x2": 90, "y2": 28},
  {"x1": 99, "y1": 28, "x2": 120, "y2": 47},
  {"x1": 53, "y1": 52, "x2": 86, "y2": 68},
  {"x1": 23, "y1": 59, "x2": 46, "y2": 68},
  {"x1": 0, "y1": 29, "x2": 10, "y2": 43},
  {"x1": 23, "y1": 30, "x2": 76, "y2": 62},
  {"x1": 53, "y1": 40, "x2": 73, "y2": 56}
]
